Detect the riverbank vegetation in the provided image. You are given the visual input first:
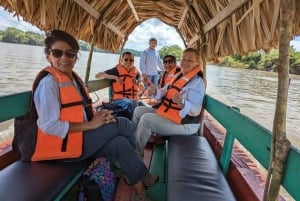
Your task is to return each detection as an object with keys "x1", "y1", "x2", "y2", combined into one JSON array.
[
  {"x1": 220, "y1": 48, "x2": 300, "y2": 75},
  {"x1": 2, "y1": 27, "x2": 299, "y2": 74}
]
